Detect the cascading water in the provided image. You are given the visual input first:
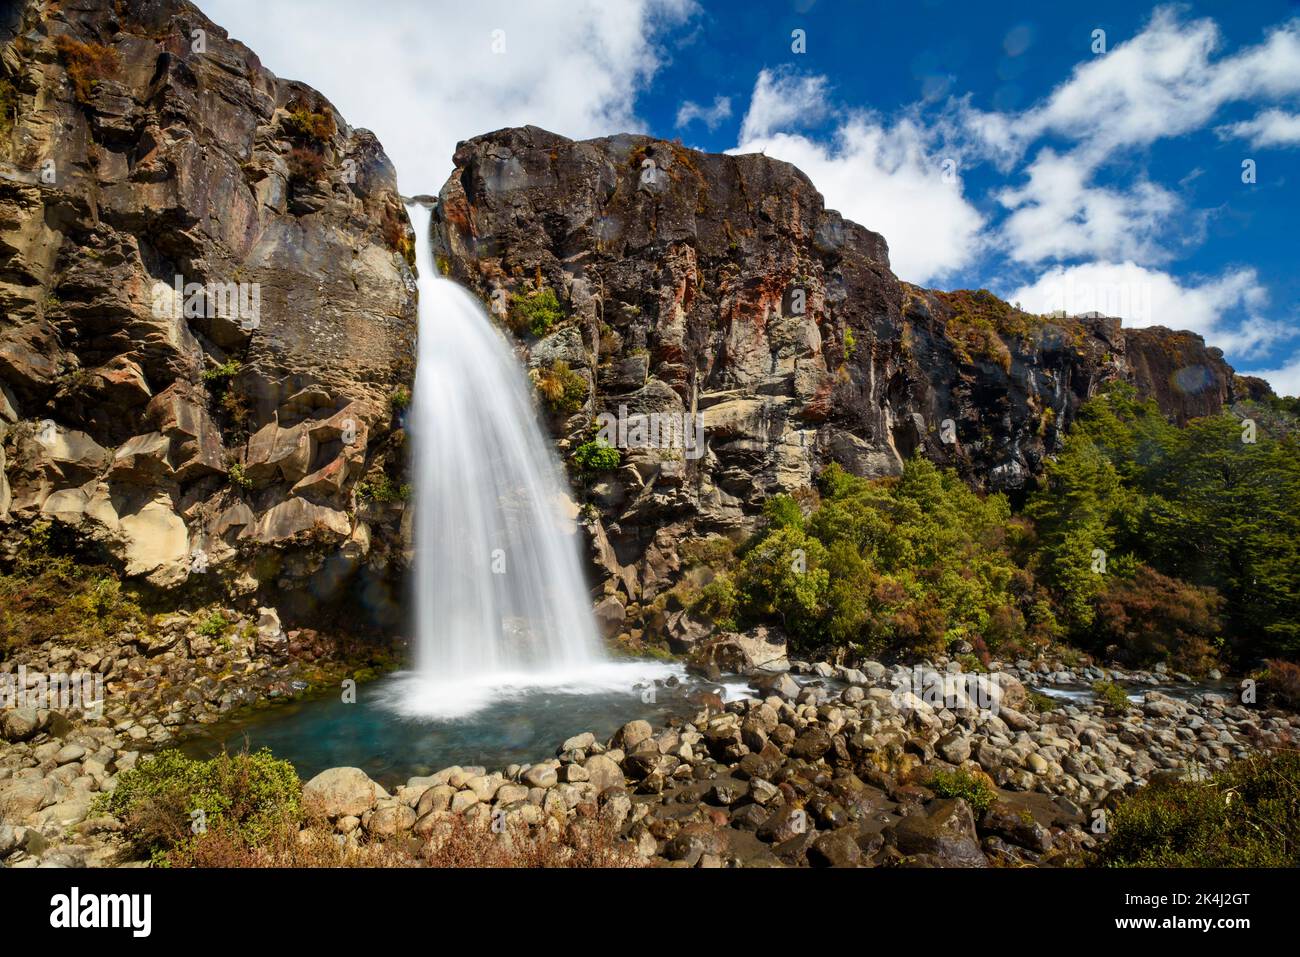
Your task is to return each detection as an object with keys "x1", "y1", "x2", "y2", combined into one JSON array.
[{"x1": 384, "y1": 203, "x2": 660, "y2": 718}]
